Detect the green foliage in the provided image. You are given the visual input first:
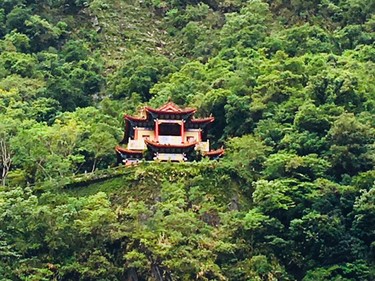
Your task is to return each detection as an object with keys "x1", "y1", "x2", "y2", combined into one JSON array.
[
  {"x1": 0, "y1": 51, "x2": 37, "y2": 77},
  {"x1": 303, "y1": 261, "x2": 372, "y2": 281},
  {"x1": 223, "y1": 135, "x2": 270, "y2": 183},
  {"x1": 327, "y1": 113, "x2": 374, "y2": 177},
  {"x1": 264, "y1": 152, "x2": 330, "y2": 180},
  {"x1": 108, "y1": 52, "x2": 176, "y2": 101},
  {"x1": 25, "y1": 15, "x2": 67, "y2": 51},
  {"x1": 5, "y1": 6, "x2": 31, "y2": 33},
  {"x1": 44, "y1": 55, "x2": 105, "y2": 111},
  {"x1": 352, "y1": 186, "x2": 375, "y2": 246},
  {"x1": 220, "y1": 0, "x2": 271, "y2": 49}
]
